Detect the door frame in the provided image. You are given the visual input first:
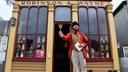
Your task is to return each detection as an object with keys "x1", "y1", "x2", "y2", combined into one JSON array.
[{"x1": 52, "y1": 22, "x2": 72, "y2": 72}]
